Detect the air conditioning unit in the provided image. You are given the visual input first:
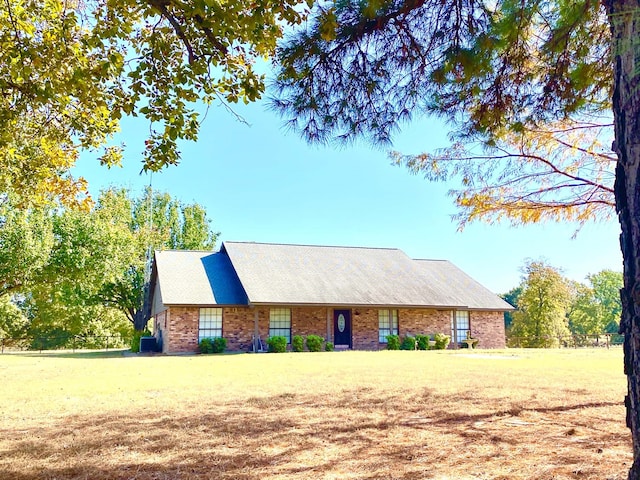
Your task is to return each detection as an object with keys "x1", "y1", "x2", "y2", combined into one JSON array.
[{"x1": 139, "y1": 336, "x2": 158, "y2": 353}]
